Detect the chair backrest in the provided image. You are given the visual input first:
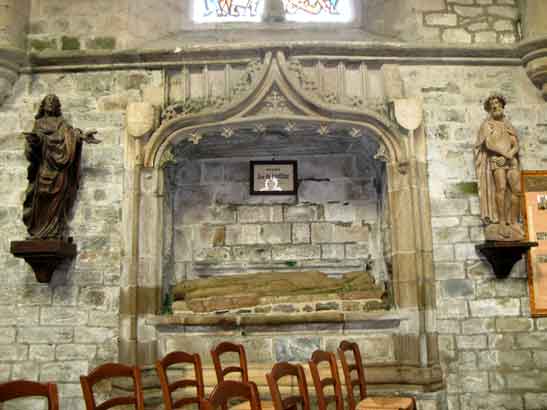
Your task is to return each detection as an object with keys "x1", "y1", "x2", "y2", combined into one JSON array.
[
  {"x1": 308, "y1": 350, "x2": 344, "y2": 410},
  {"x1": 0, "y1": 380, "x2": 59, "y2": 410},
  {"x1": 80, "y1": 362, "x2": 144, "y2": 410},
  {"x1": 211, "y1": 342, "x2": 249, "y2": 383},
  {"x1": 337, "y1": 341, "x2": 367, "y2": 410},
  {"x1": 266, "y1": 362, "x2": 310, "y2": 410},
  {"x1": 156, "y1": 351, "x2": 205, "y2": 410},
  {"x1": 200, "y1": 380, "x2": 261, "y2": 410}
]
